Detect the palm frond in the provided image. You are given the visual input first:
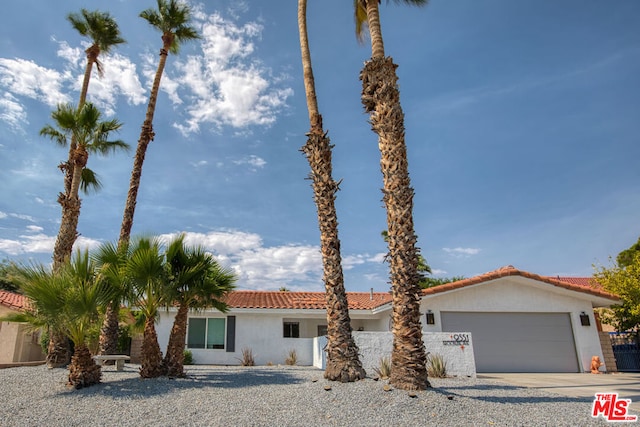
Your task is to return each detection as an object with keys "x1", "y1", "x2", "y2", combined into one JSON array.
[{"x1": 80, "y1": 168, "x2": 102, "y2": 194}]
